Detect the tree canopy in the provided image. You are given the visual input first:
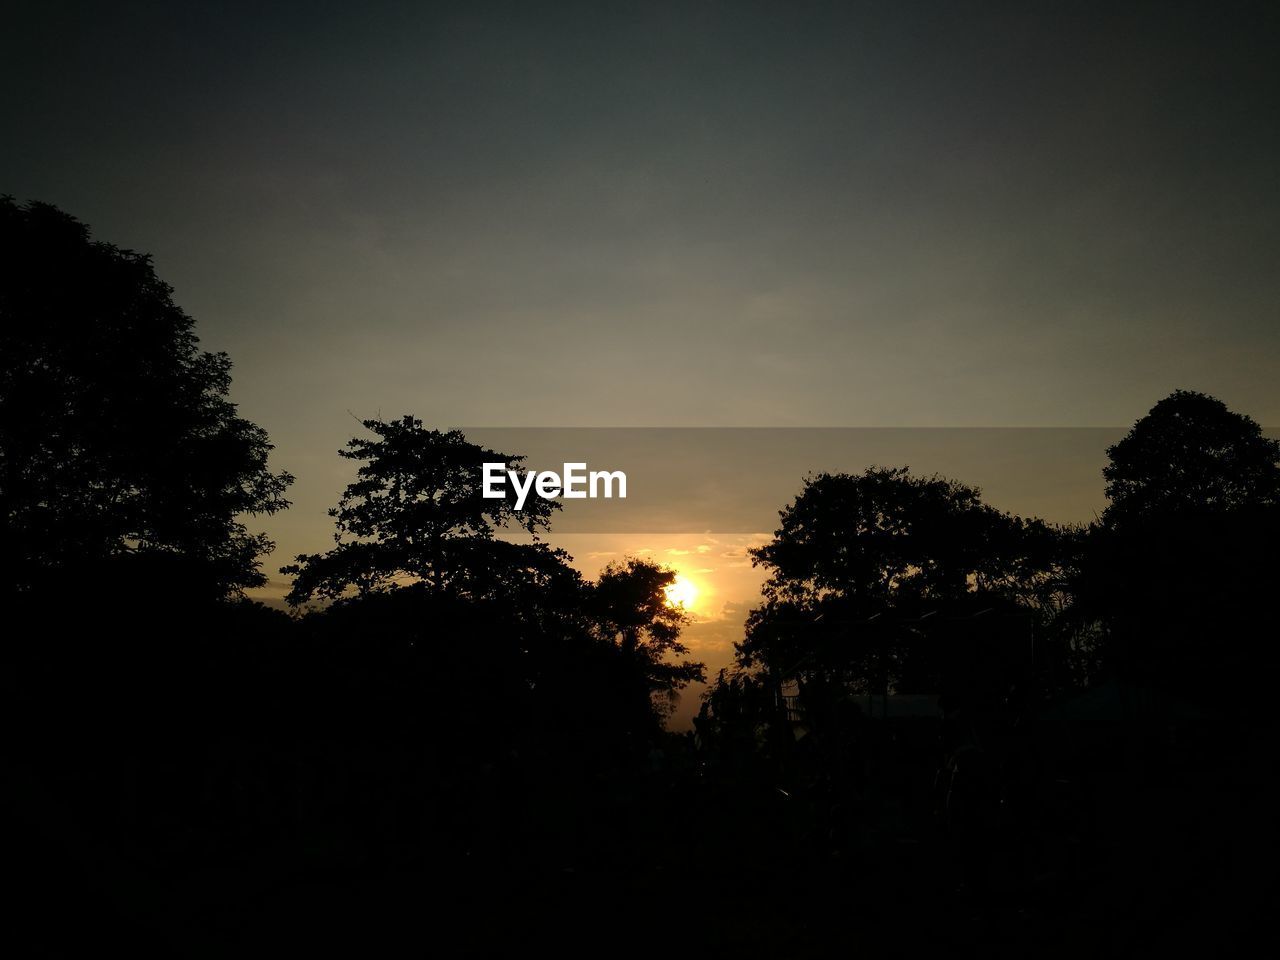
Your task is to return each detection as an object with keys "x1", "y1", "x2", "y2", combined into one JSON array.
[
  {"x1": 1101, "y1": 389, "x2": 1280, "y2": 527},
  {"x1": 282, "y1": 420, "x2": 703, "y2": 728},
  {"x1": 738, "y1": 467, "x2": 1066, "y2": 685},
  {"x1": 0, "y1": 197, "x2": 292, "y2": 597},
  {"x1": 749, "y1": 468, "x2": 1060, "y2": 608},
  {"x1": 586, "y1": 557, "x2": 706, "y2": 713},
  {"x1": 283, "y1": 415, "x2": 564, "y2": 605},
  {"x1": 1074, "y1": 389, "x2": 1280, "y2": 691}
]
